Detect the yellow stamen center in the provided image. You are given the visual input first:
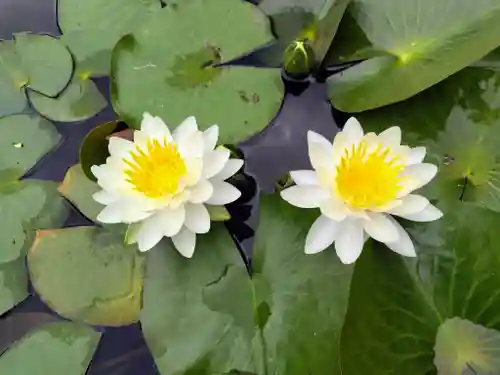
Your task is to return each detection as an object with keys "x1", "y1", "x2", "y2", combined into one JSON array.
[
  {"x1": 124, "y1": 137, "x2": 186, "y2": 198},
  {"x1": 335, "y1": 140, "x2": 405, "y2": 209}
]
